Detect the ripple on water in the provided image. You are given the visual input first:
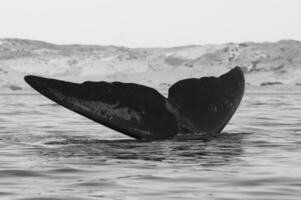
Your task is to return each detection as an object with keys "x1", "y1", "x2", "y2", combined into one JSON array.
[{"x1": 0, "y1": 94, "x2": 301, "y2": 200}]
